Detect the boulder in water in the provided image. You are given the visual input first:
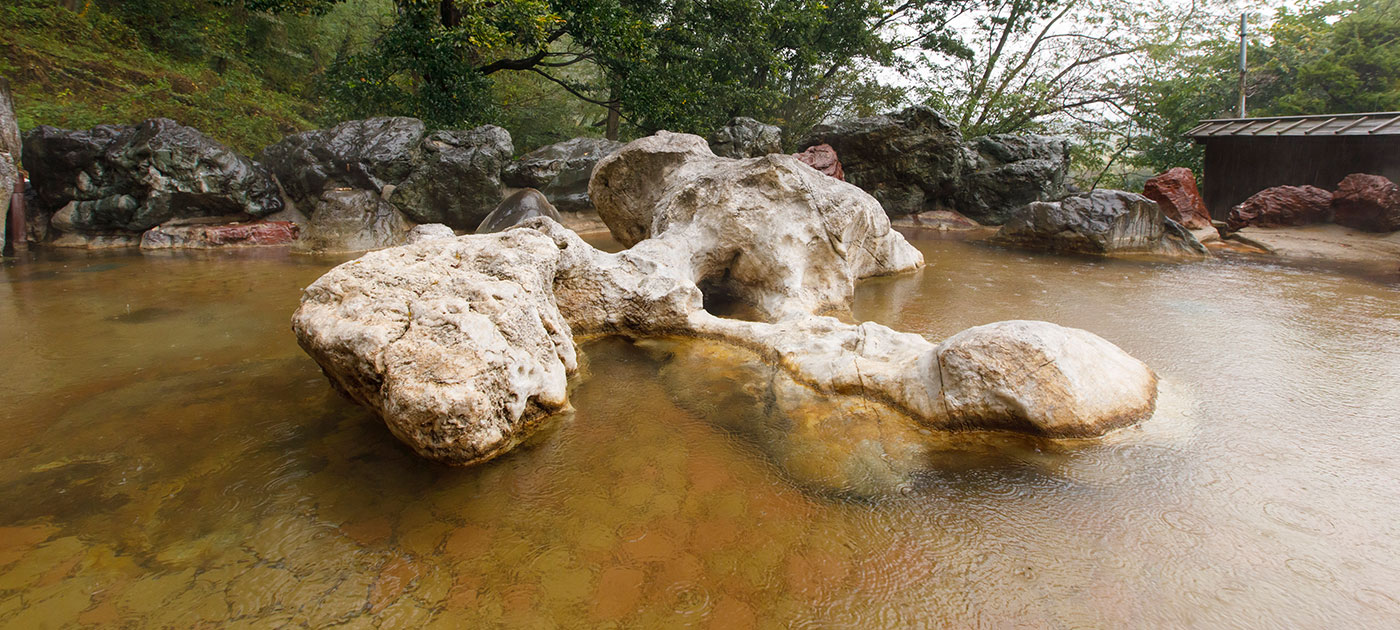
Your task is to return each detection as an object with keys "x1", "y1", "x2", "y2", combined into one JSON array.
[
  {"x1": 1143, "y1": 167, "x2": 1212, "y2": 229},
  {"x1": 1226, "y1": 185, "x2": 1332, "y2": 231},
  {"x1": 953, "y1": 134, "x2": 1070, "y2": 225},
  {"x1": 259, "y1": 117, "x2": 512, "y2": 231},
  {"x1": 501, "y1": 137, "x2": 622, "y2": 213},
  {"x1": 799, "y1": 106, "x2": 973, "y2": 217},
  {"x1": 476, "y1": 188, "x2": 562, "y2": 234},
  {"x1": 708, "y1": 117, "x2": 783, "y2": 158},
  {"x1": 295, "y1": 131, "x2": 1160, "y2": 472},
  {"x1": 294, "y1": 188, "x2": 411, "y2": 253},
  {"x1": 991, "y1": 189, "x2": 1207, "y2": 257},
  {"x1": 1331, "y1": 173, "x2": 1400, "y2": 233},
  {"x1": 22, "y1": 119, "x2": 283, "y2": 237}
]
